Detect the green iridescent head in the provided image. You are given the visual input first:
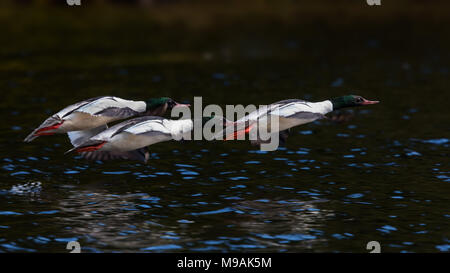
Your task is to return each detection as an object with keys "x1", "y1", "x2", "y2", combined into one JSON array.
[
  {"x1": 145, "y1": 97, "x2": 189, "y2": 111},
  {"x1": 330, "y1": 95, "x2": 379, "y2": 110}
]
